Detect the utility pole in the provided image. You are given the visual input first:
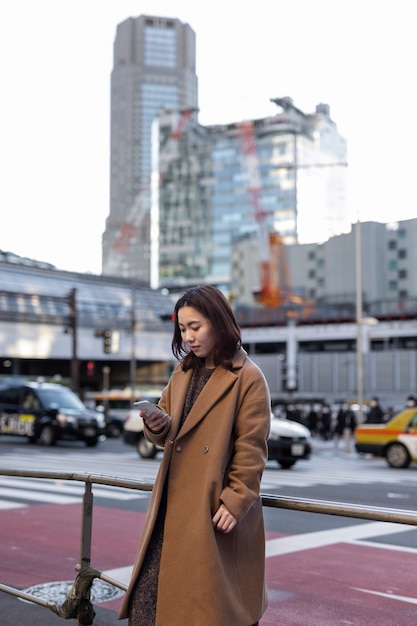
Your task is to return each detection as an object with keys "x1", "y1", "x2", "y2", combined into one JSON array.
[
  {"x1": 68, "y1": 288, "x2": 80, "y2": 395},
  {"x1": 129, "y1": 285, "x2": 136, "y2": 406},
  {"x1": 355, "y1": 220, "x2": 364, "y2": 423}
]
